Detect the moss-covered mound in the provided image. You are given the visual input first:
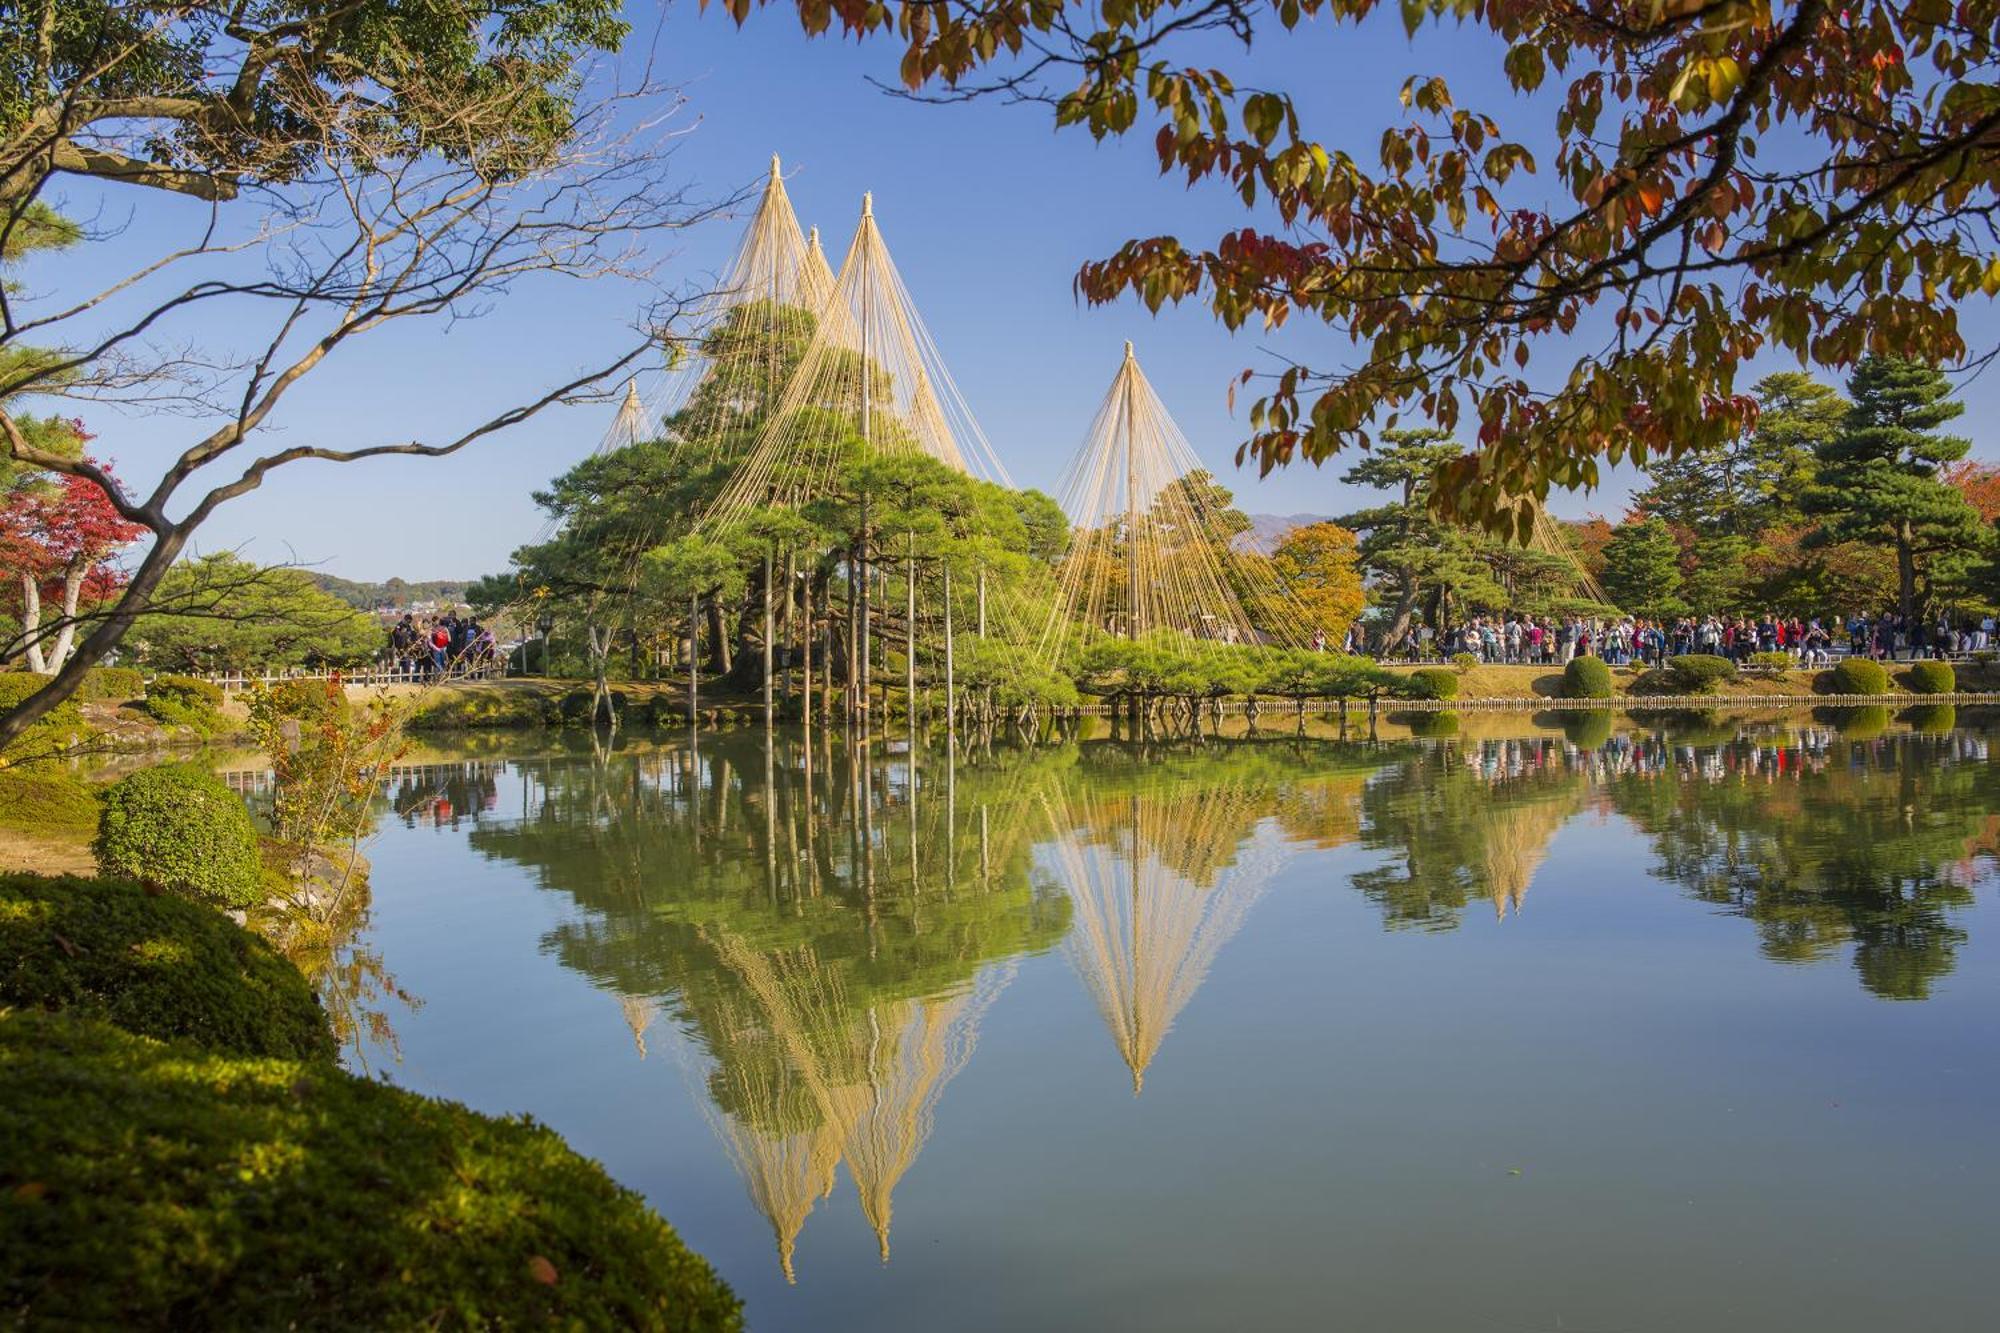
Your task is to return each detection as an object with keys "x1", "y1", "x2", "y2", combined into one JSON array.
[
  {"x1": 1829, "y1": 656, "x2": 1891, "y2": 695},
  {"x1": 93, "y1": 764, "x2": 265, "y2": 909},
  {"x1": 0, "y1": 874, "x2": 334, "y2": 1061},
  {"x1": 0, "y1": 770, "x2": 98, "y2": 836},
  {"x1": 1402, "y1": 667, "x2": 1459, "y2": 700},
  {"x1": 1903, "y1": 659, "x2": 1955, "y2": 694},
  {"x1": 0, "y1": 1013, "x2": 742, "y2": 1331},
  {"x1": 1561, "y1": 655, "x2": 1614, "y2": 699}
]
